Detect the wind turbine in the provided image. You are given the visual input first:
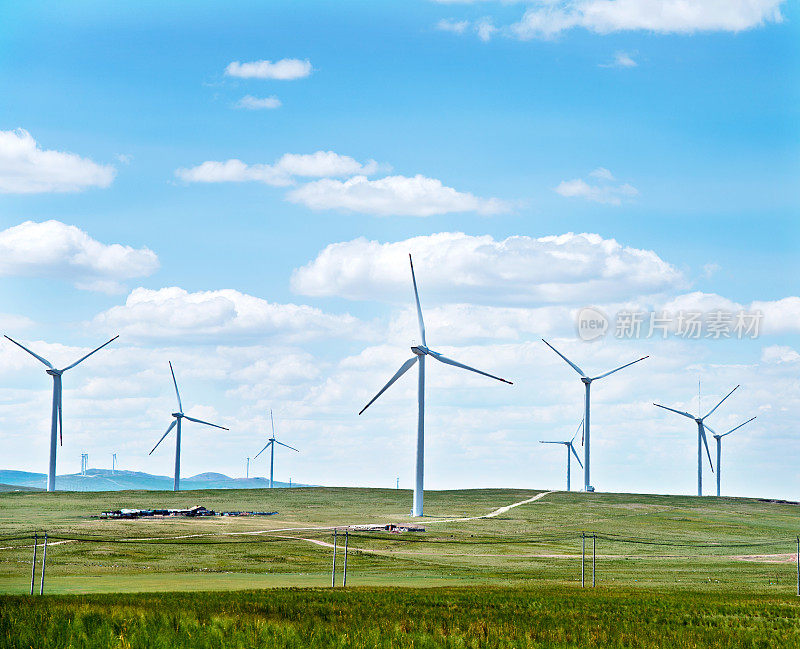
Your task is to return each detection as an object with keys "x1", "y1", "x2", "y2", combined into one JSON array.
[
  {"x1": 4, "y1": 334, "x2": 118, "y2": 492},
  {"x1": 541, "y1": 339, "x2": 647, "y2": 493},
  {"x1": 149, "y1": 362, "x2": 228, "y2": 491},
  {"x1": 653, "y1": 384, "x2": 739, "y2": 496},
  {"x1": 359, "y1": 254, "x2": 513, "y2": 517},
  {"x1": 540, "y1": 419, "x2": 584, "y2": 491},
  {"x1": 254, "y1": 409, "x2": 298, "y2": 488},
  {"x1": 708, "y1": 416, "x2": 756, "y2": 497}
]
